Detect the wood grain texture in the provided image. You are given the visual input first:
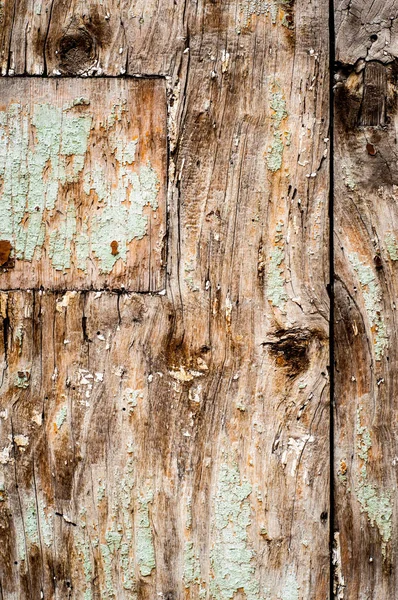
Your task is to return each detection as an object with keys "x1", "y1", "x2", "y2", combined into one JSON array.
[
  {"x1": 0, "y1": 1, "x2": 330, "y2": 598},
  {"x1": 0, "y1": 77, "x2": 167, "y2": 292},
  {"x1": 334, "y1": 1, "x2": 398, "y2": 597}
]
